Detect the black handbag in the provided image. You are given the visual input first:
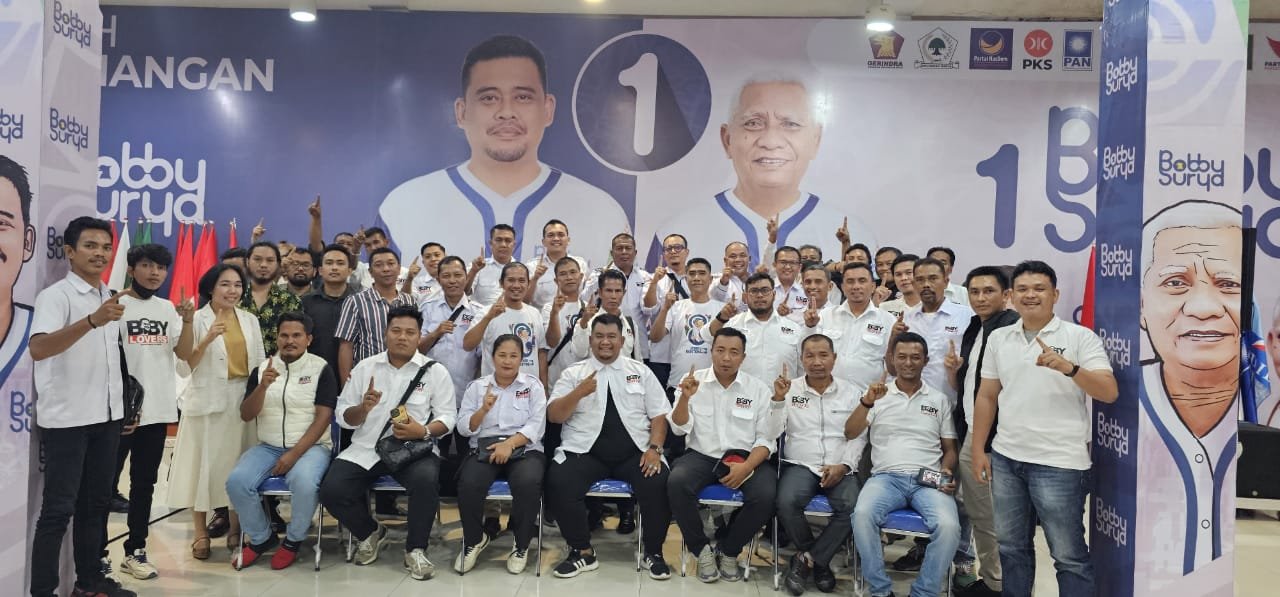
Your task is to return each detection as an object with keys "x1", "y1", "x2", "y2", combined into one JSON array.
[
  {"x1": 374, "y1": 362, "x2": 437, "y2": 472},
  {"x1": 118, "y1": 341, "x2": 144, "y2": 426},
  {"x1": 475, "y1": 435, "x2": 528, "y2": 462}
]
